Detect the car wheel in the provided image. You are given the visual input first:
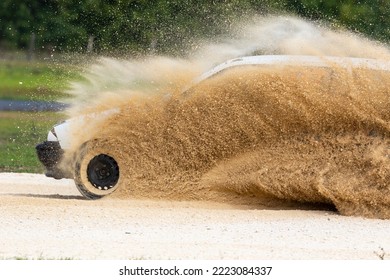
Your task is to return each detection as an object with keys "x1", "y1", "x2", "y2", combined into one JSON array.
[{"x1": 74, "y1": 141, "x2": 120, "y2": 199}]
